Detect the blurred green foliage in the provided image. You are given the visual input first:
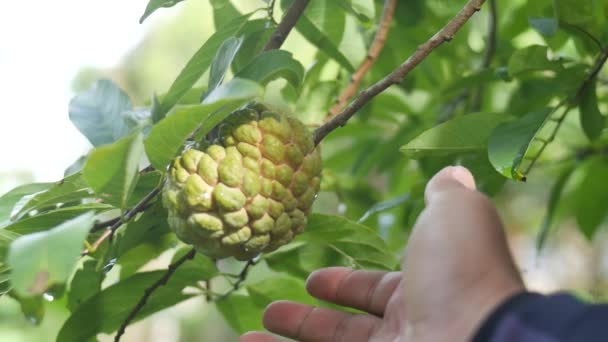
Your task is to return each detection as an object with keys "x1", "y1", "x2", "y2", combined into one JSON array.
[{"x1": 2, "y1": 0, "x2": 608, "y2": 340}]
